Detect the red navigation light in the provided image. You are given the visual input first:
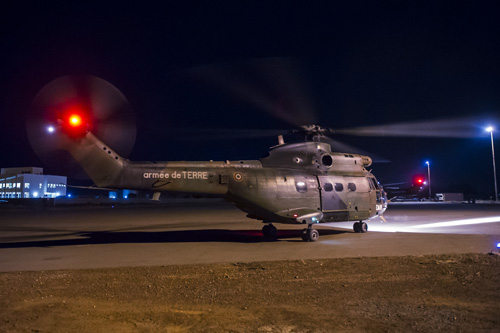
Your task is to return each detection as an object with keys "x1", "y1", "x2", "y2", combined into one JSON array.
[
  {"x1": 57, "y1": 105, "x2": 91, "y2": 137},
  {"x1": 412, "y1": 175, "x2": 426, "y2": 187},
  {"x1": 68, "y1": 114, "x2": 83, "y2": 127}
]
